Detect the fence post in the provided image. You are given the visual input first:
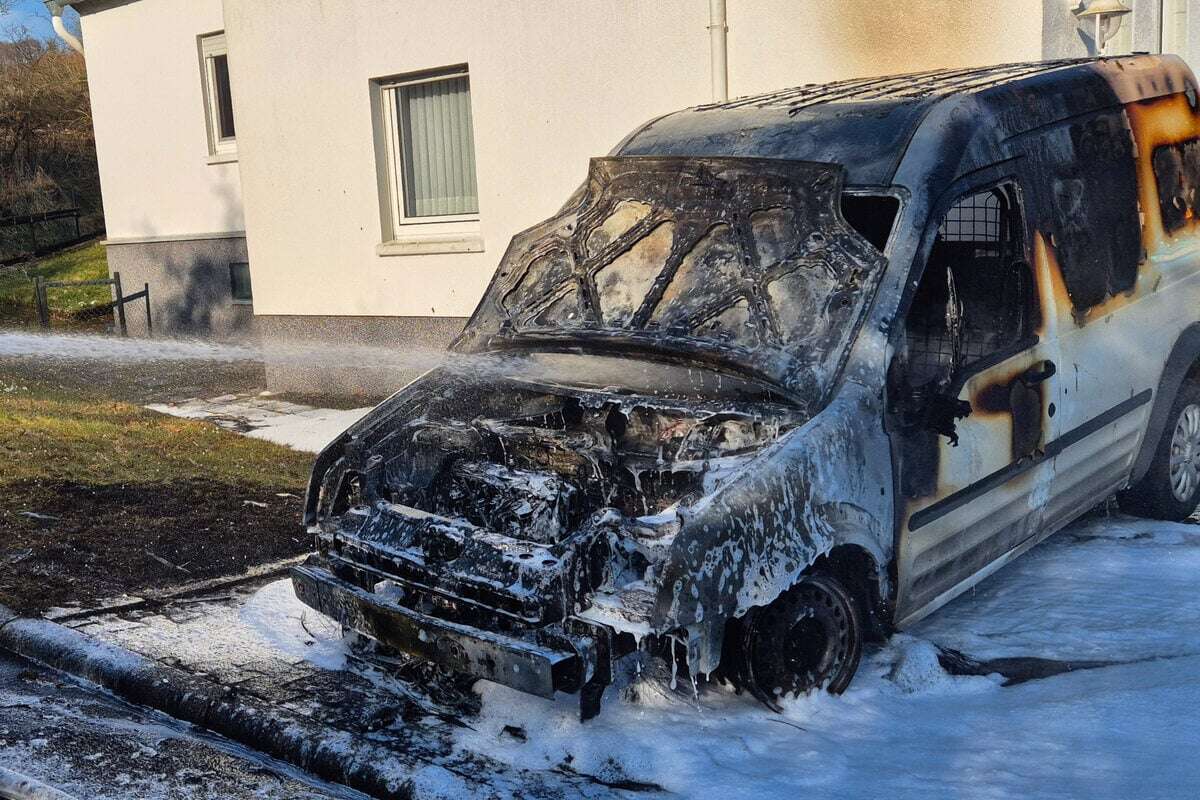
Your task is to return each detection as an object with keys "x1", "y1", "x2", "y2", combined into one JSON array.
[
  {"x1": 73, "y1": 209, "x2": 81, "y2": 240},
  {"x1": 34, "y1": 276, "x2": 50, "y2": 329},
  {"x1": 144, "y1": 283, "x2": 152, "y2": 334},
  {"x1": 113, "y1": 271, "x2": 128, "y2": 337}
]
